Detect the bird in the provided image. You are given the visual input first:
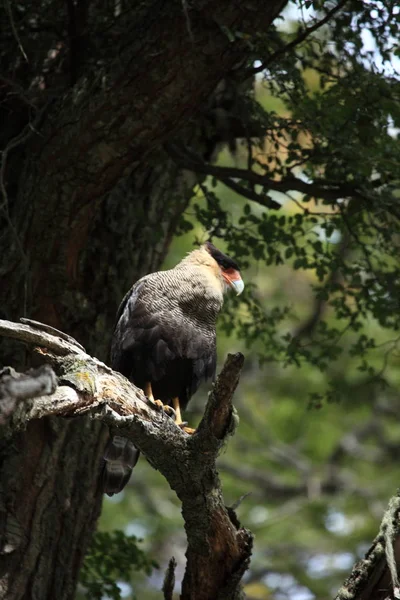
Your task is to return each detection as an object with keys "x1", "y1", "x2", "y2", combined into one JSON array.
[{"x1": 102, "y1": 241, "x2": 244, "y2": 495}]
